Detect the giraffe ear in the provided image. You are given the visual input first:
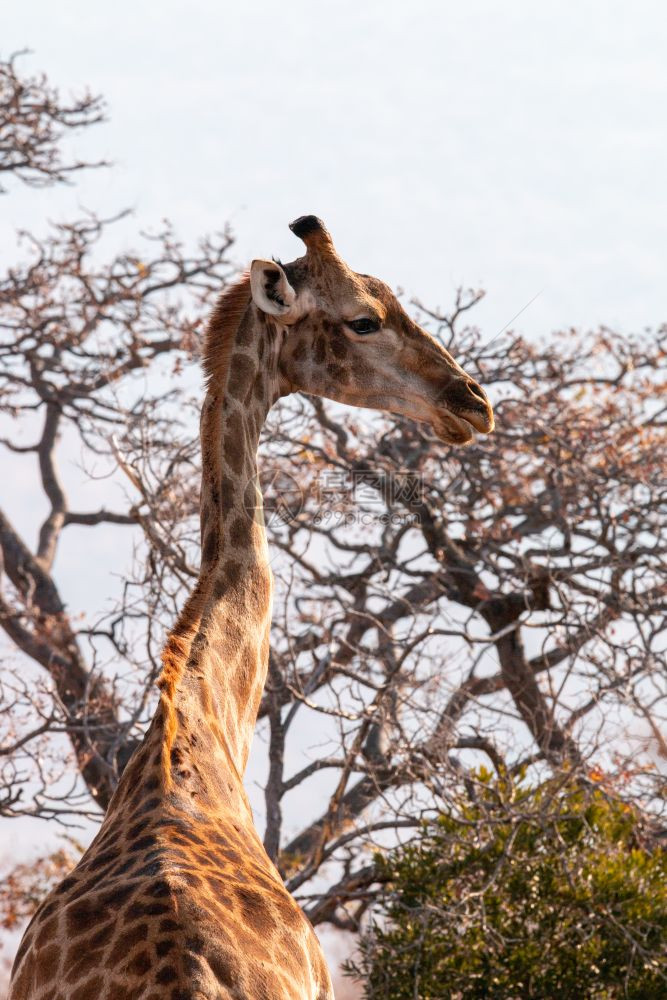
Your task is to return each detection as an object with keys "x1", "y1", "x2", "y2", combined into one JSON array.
[{"x1": 250, "y1": 259, "x2": 296, "y2": 317}]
